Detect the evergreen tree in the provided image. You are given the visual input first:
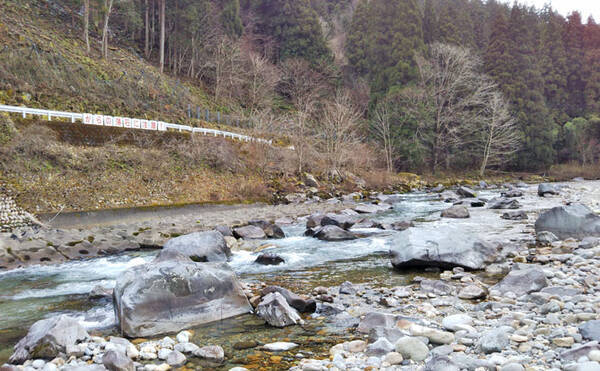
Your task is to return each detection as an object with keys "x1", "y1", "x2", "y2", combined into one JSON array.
[
  {"x1": 564, "y1": 12, "x2": 586, "y2": 117},
  {"x1": 254, "y1": 0, "x2": 331, "y2": 64},
  {"x1": 484, "y1": 12, "x2": 511, "y2": 89},
  {"x1": 422, "y1": 0, "x2": 438, "y2": 44},
  {"x1": 584, "y1": 17, "x2": 600, "y2": 113},
  {"x1": 539, "y1": 9, "x2": 568, "y2": 123},
  {"x1": 505, "y1": 5, "x2": 555, "y2": 170},
  {"x1": 346, "y1": 0, "x2": 424, "y2": 93},
  {"x1": 437, "y1": 0, "x2": 461, "y2": 45},
  {"x1": 221, "y1": 0, "x2": 243, "y2": 38}
]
